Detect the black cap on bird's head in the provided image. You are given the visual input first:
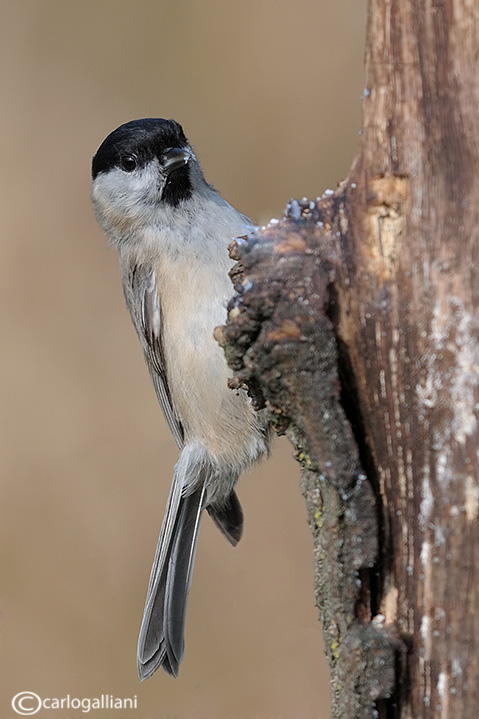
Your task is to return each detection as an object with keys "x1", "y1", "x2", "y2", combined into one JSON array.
[{"x1": 92, "y1": 118, "x2": 194, "y2": 207}]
